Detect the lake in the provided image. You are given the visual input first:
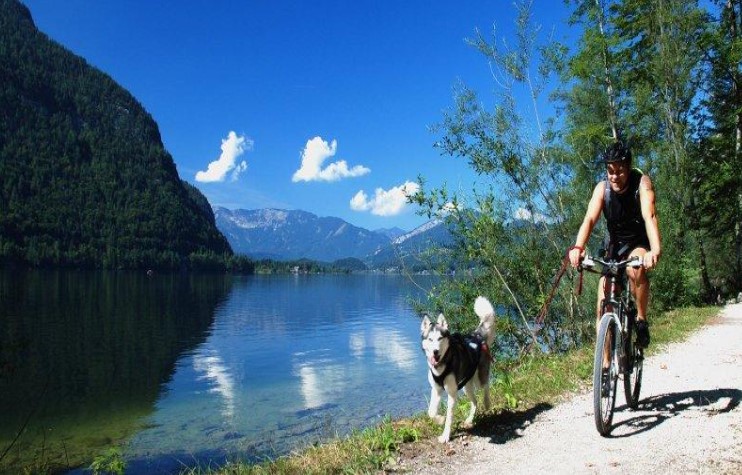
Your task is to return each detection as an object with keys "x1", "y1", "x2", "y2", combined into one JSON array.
[{"x1": 0, "y1": 270, "x2": 439, "y2": 473}]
